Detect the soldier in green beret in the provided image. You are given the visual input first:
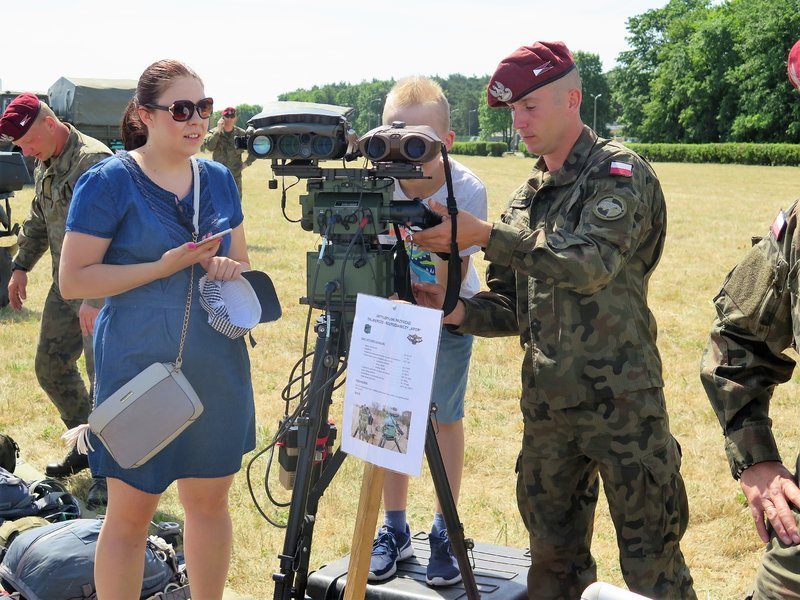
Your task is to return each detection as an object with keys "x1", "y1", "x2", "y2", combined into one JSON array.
[
  {"x1": 701, "y1": 38, "x2": 800, "y2": 599},
  {"x1": 0, "y1": 94, "x2": 112, "y2": 509},
  {"x1": 413, "y1": 40, "x2": 695, "y2": 599}
]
